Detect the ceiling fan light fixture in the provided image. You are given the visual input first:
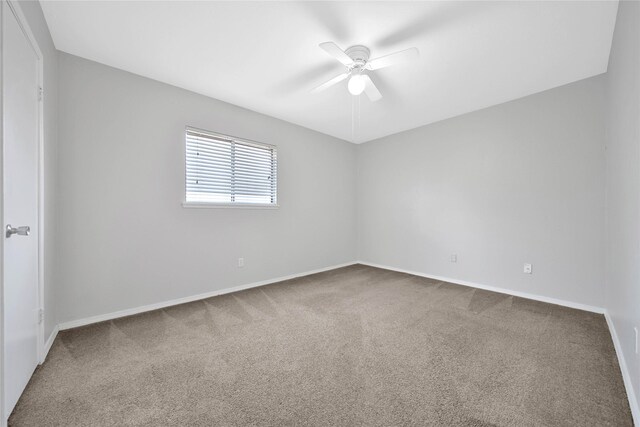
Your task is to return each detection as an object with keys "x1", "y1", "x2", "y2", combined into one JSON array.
[{"x1": 348, "y1": 74, "x2": 366, "y2": 95}]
